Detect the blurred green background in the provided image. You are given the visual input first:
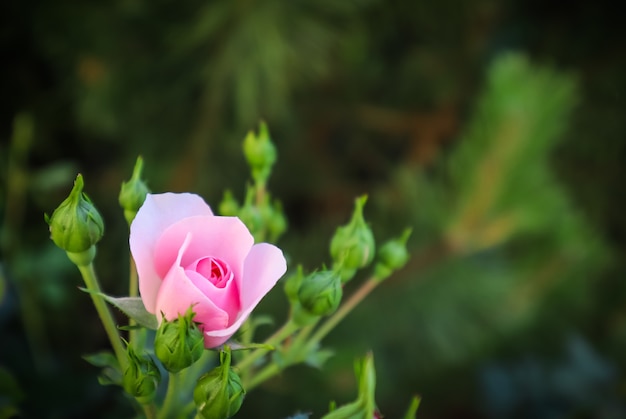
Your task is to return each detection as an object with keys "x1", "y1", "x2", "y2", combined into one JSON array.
[{"x1": 2, "y1": 0, "x2": 626, "y2": 418}]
